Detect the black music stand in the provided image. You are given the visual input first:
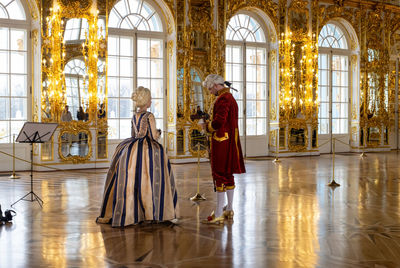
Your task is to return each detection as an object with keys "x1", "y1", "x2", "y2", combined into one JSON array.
[{"x1": 11, "y1": 122, "x2": 58, "y2": 208}]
